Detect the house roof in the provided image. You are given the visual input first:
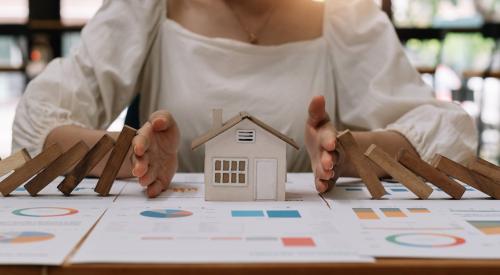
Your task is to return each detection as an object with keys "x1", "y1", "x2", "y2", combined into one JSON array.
[{"x1": 191, "y1": 112, "x2": 300, "y2": 150}]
